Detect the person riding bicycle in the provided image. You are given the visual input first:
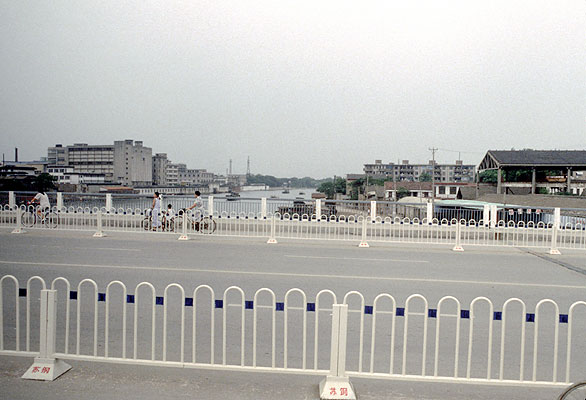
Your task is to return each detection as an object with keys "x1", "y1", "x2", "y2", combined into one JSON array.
[
  {"x1": 31, "y1": 190, "x2": 51, "y2": 220},
  {"x1": 186, "y1": 191, "x2": 204, "y2": 219}
]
